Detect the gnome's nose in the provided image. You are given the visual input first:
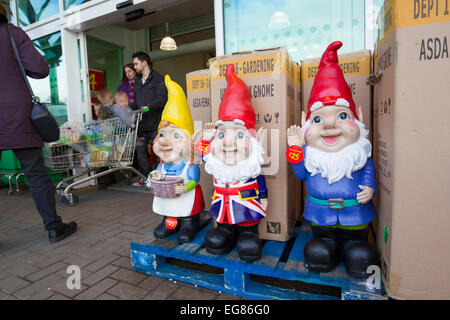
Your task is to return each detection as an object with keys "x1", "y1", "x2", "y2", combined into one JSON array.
[
  {"x1": 158, "y1": 136, "x2": 170, "y2": 146},
  {"x1": 323, "y1": 115, "x2": 336, "y2": 129}
]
